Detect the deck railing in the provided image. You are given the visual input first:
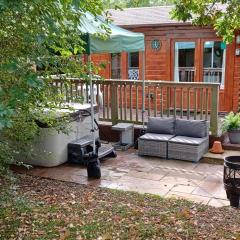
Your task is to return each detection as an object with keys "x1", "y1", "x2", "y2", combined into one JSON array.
[
  {"x1": 52, "y1": 78, "x2": 220, "y2": 136},
  {"x1": 178, "y1": 67, "x2": 195, "y2": 82},
  {"x1": 203, "y1": 68, "x2": 223, "y2": 84},
  {"x1": 178, "y1": 67, "x2": 223, "y2": 84}
]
